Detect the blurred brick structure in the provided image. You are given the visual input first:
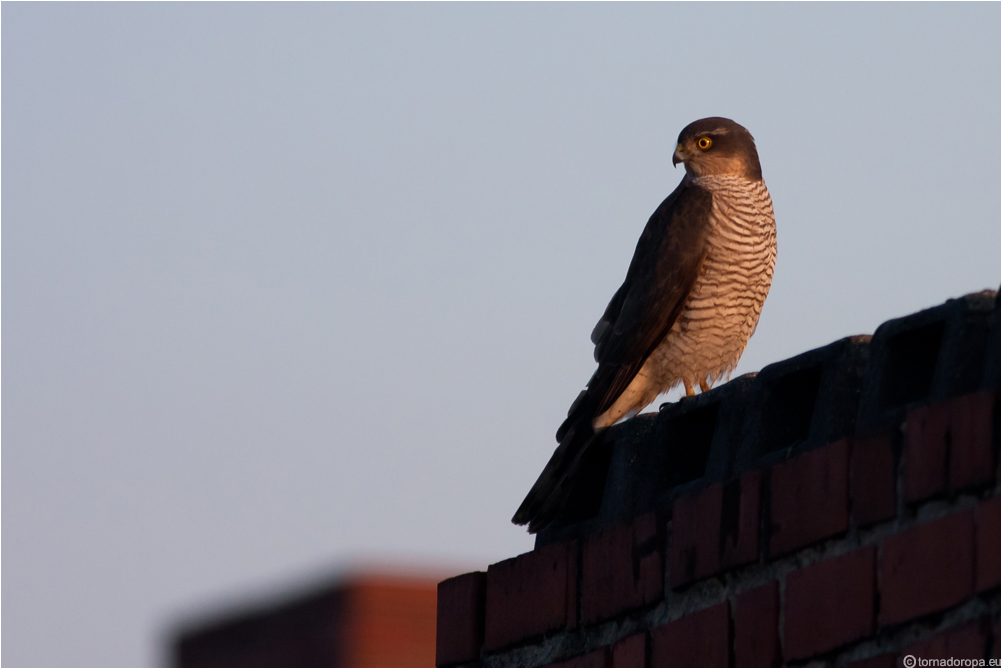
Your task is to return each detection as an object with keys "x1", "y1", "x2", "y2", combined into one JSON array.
[
  {"x1": 437, "y1": 290, "x2": 1001, "y2": 667},
  {"x1": 174, "y1": 574, "x2": 438, "y2": 667}
]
